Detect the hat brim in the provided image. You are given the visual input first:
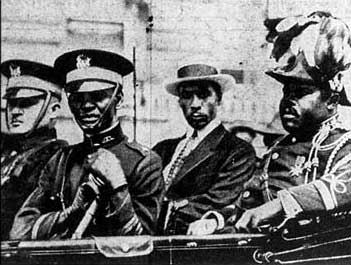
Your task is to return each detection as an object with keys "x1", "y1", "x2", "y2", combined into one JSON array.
[
  {"x1": 254, "y1": 125, "x2": 285, "y2": 136},
  {"x1": 266, "y1": 70, "x2": 351, "y2": 106},
  {"x1": 165, "y1": 74, "x2": 236, "y2": 96},
  {"x1": 265, "y1": 70, "x2": 315, "y2": 85},
  {"x1": 3, "y1": 88, "x2": 46, "y2": 99},
  {"x1": 230, "y1": 120, "x2": 285, "y2": 135},
  {"x1": 66, "y1": 80, "x2": 117, "y2": 93}
]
